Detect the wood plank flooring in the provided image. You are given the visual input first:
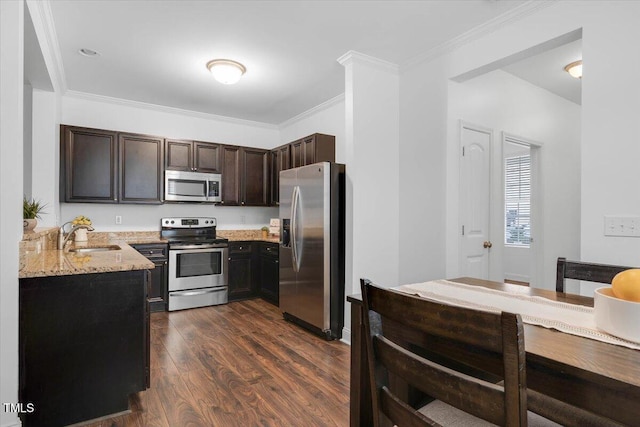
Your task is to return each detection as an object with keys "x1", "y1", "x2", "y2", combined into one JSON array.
[{"x1": 81, "y1": 299, "x2": 351, "y2": 427}]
